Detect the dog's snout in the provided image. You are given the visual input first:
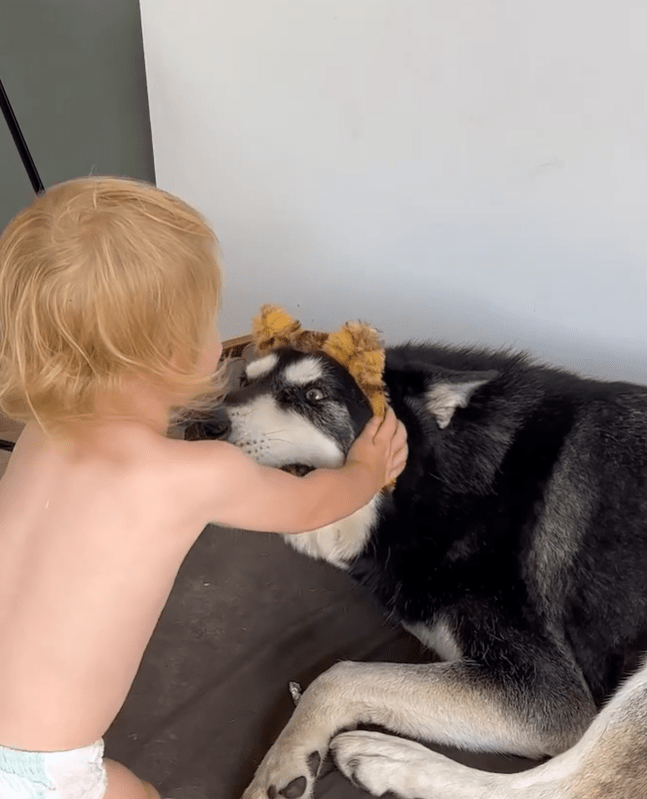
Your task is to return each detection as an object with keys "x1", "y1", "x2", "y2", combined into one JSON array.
[{"x1": 184, "y1": 411, "x2": 231, "y2": 441}]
